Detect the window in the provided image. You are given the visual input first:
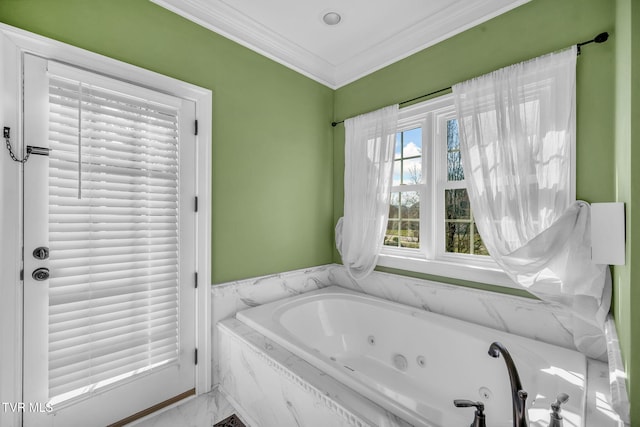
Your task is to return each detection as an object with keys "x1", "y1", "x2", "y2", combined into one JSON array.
[
  {"x1": 20, "y1": 52, "x2": 210, "y2": 426},
  {"x1": 379, "y1": 95, "x2": 512, "y2": 286},
  {"x1": 442, "y1": 118, "x2": 488, "y2": 256},
  {"x1": 385, "y1": 128, "x2": 422, "y2": 250},
  {"x1": 46, "y1": 65, "x2": 190, "y2": 404}
]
